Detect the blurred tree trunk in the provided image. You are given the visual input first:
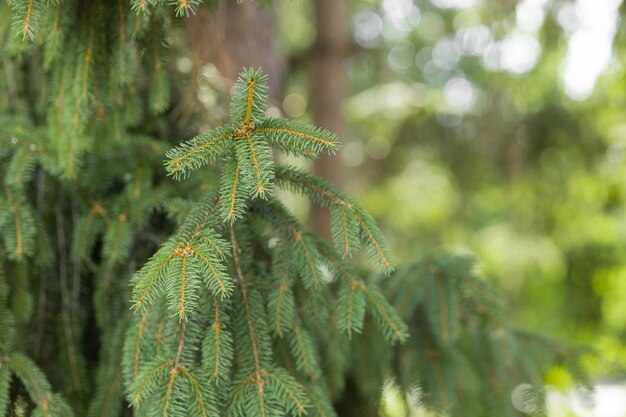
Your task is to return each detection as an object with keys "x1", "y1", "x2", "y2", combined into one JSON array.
[
  {"x1": 310, "y1": 0, "x2": 350, "y2": 239},
  {"x1": 186, "y1": 0, "x2": 286, "y2": 95},
  {"x1": 309, "y1": 5, "x2": 375, "y2": 416}
]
